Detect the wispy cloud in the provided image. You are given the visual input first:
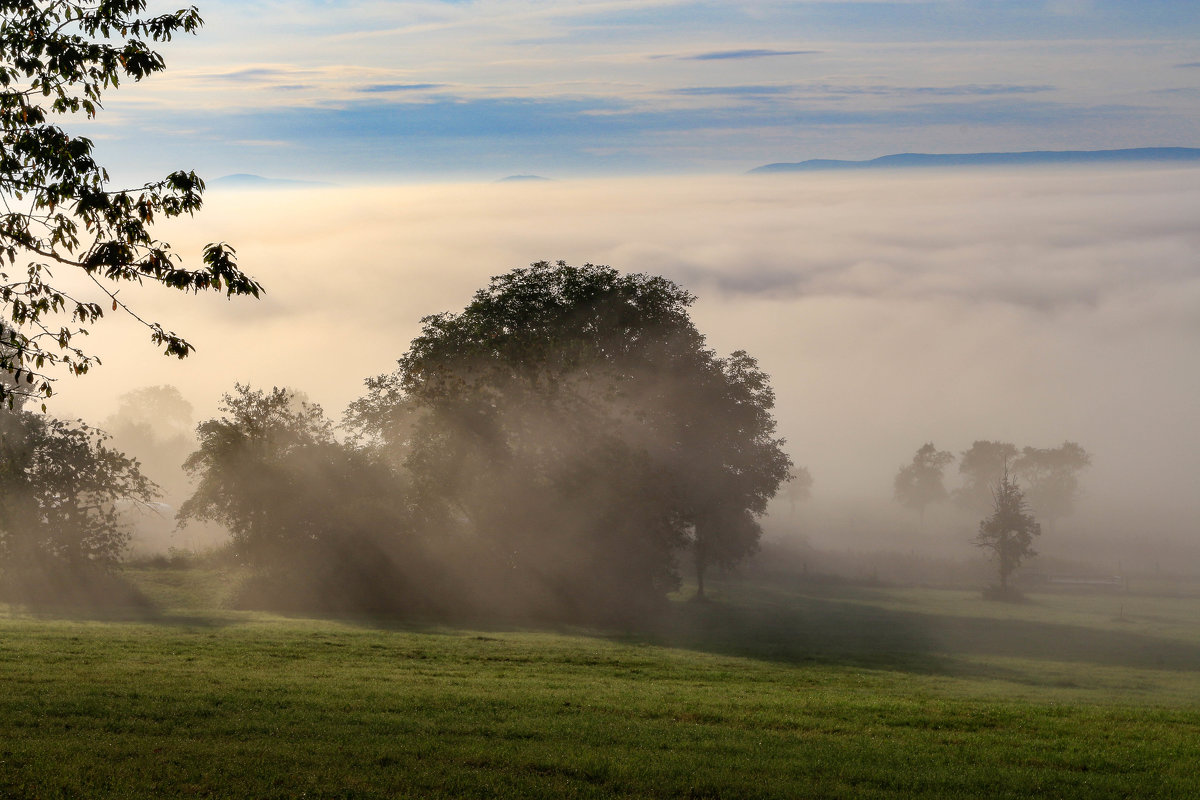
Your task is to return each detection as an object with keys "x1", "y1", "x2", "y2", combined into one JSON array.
[
  {"x1": 798, "y1": 83, "x2": 1057, "y2": 98},
  {"x1": 680, "y1": 48, "x2": 818, "y2": 61},
  {"x1": 357, "y1": 83, "x2": 445, "y2": 93},
  {"x1": 907, "y1": 84, "x2": 1055, "y2": 96},
  {"x1": 671, "y1": 85, "x2": 795, "y2": 96},
  {"x1": 199, "y1": 67, "x2": 320, "y2": 84}
]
